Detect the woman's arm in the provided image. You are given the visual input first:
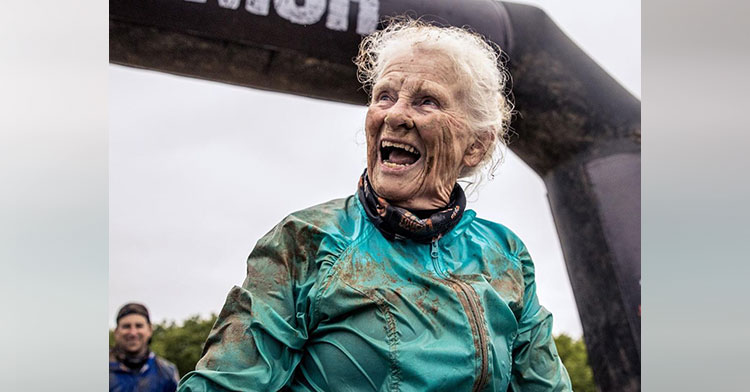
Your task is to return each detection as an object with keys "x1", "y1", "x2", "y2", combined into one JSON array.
[
  {"x1": 178, "y1": 218, "x2": 316, "y2": 392},
  {"x1": 509, "y1": 242, "x2": 573, "y2": 392}
]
